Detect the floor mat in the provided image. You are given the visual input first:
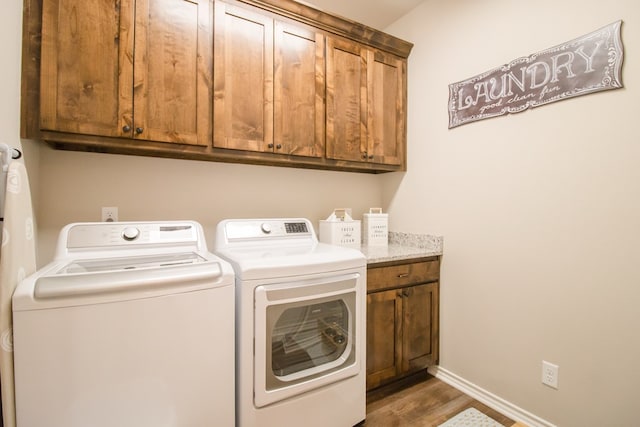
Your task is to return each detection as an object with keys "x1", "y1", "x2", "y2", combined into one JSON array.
[{"x1": 438, "y1": 407, "x2": 504, "y2": 427}]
